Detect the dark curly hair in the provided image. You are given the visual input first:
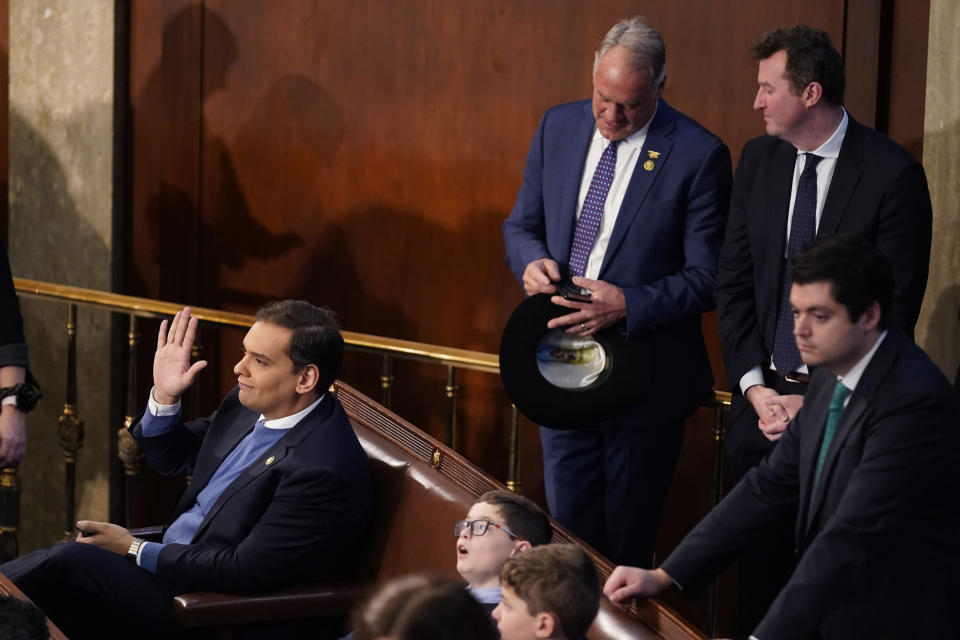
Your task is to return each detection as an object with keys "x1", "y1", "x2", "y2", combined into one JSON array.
[{"x1": 753, "y1": 25, "x2": 845, "y2": 106}]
